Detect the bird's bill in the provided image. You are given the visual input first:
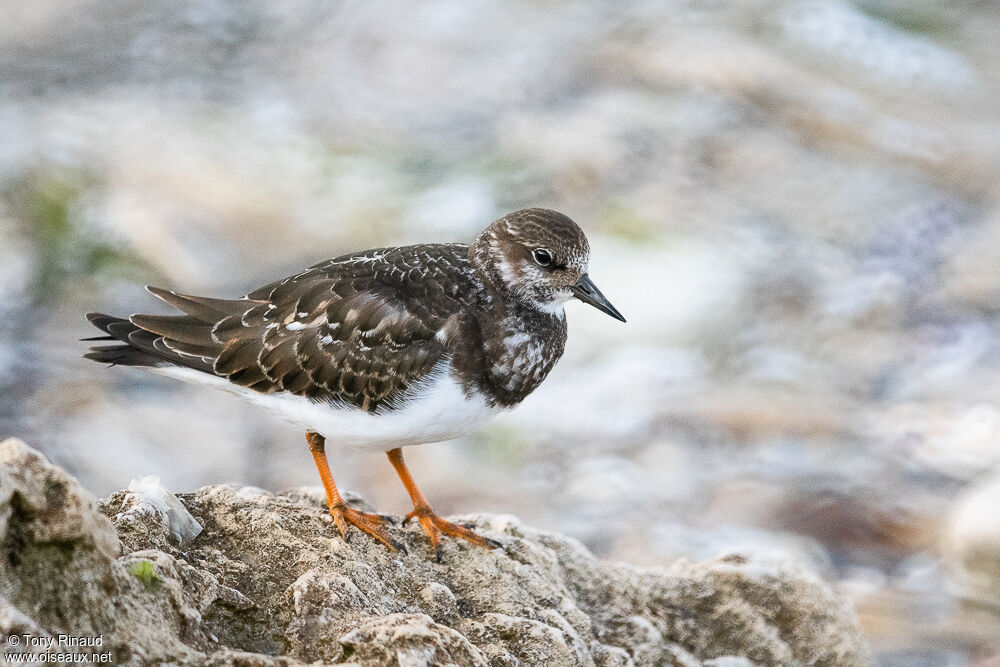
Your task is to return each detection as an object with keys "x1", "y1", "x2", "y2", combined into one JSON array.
[{"x1": 570, "y1": 274, "x2": 626, "y2": 322}]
